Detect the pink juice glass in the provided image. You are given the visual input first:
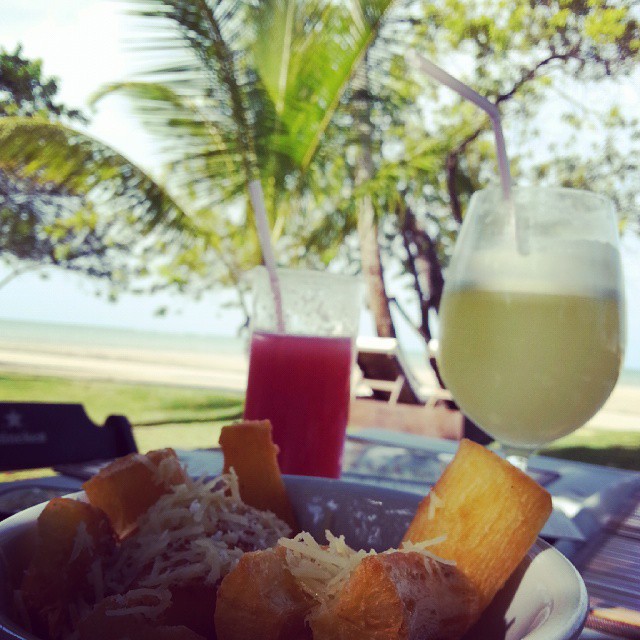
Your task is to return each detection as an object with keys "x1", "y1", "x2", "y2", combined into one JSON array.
[{"x1": 243, "y1": 268, "x2": 362, "y2": 478}]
